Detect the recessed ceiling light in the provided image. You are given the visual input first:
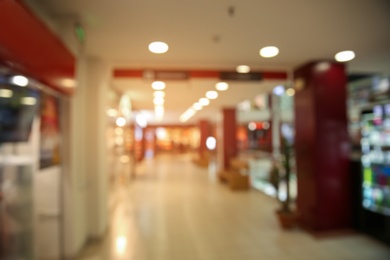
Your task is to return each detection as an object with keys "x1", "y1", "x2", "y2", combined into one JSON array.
[
  {"x1": 286, "y1": 88, "x2": 295, "y2": 96},
  {"x1": 20, "y1": 97, "x2": 37, "y2": 105},
  {"x1": 155, "y1": 105, "x2": 164, "y2": 121},
  {"x1": 193, "y1": 102, "x2": 202, "y2": 110},
  {"x1": 236, "y1": 65, "x2": 250, "y2": 73},
  {"x1": 0, "y1": 89, "x2": 13, "y2": 98},
  {"x1": 199, "y1": 98, "x2": 210, "y2": 106},
  {"x1": 116, "y1": 117, "x2": 127, "y2": 127},
  {"x1": 152, "y1": 81, "x2": 166, "y2": 90},
  {"x1": 149, "y1": 41, "x2": 169, "y2": 54},
  {"x1": 259, "y1": 46, "x2": 279, "y2": 58},
  {"x1": 153, "y1": 91, "x2": 165, "y2": 98},
  {"x1": 206, "y1": 90, "x2": 218, "y2": 99},
  {"x1": 153, "y1": 96, "x2": 165, "y2": 105},
  {"x1": 335, "y1": 50, "x2": 355, "y2": 62},
  {"x1": 273, "y1": 85, "x2": 285, "y2": 96},
  {"x1": 10, "y1": 75, "x2": 29, "y2": 86},
  {"x1": 216, "y1": 82, "x2": 229, "y2": 91},
  {"x1": 180, "y1": 108, "x2": 196, "y2": 122},
  {"x1": 135, "y1": 114, "x2": 147, "y2": 128}
]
